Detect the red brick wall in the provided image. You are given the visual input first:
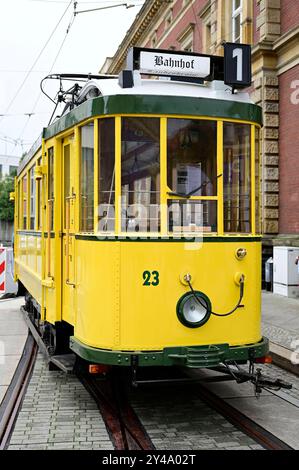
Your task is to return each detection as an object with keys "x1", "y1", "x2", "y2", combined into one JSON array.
[
  {"x1": 281, "y1": 0, "x2": 299, "y2": 35},
  {"x1": 279, "y1": 64, "x2": 299, "y2": 234},
  {"x1": 145, "y1": 0, "x2": 207, "y2": 52}
]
